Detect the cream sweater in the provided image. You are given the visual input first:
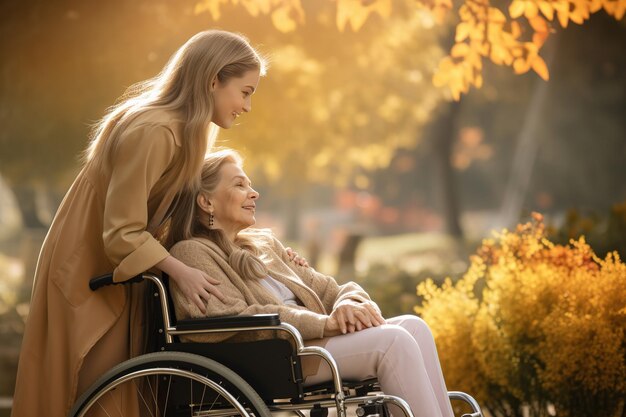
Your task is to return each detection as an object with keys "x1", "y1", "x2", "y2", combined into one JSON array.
[{"x1": 170, "y1": 231, "x2": 373, "y2": 343}]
